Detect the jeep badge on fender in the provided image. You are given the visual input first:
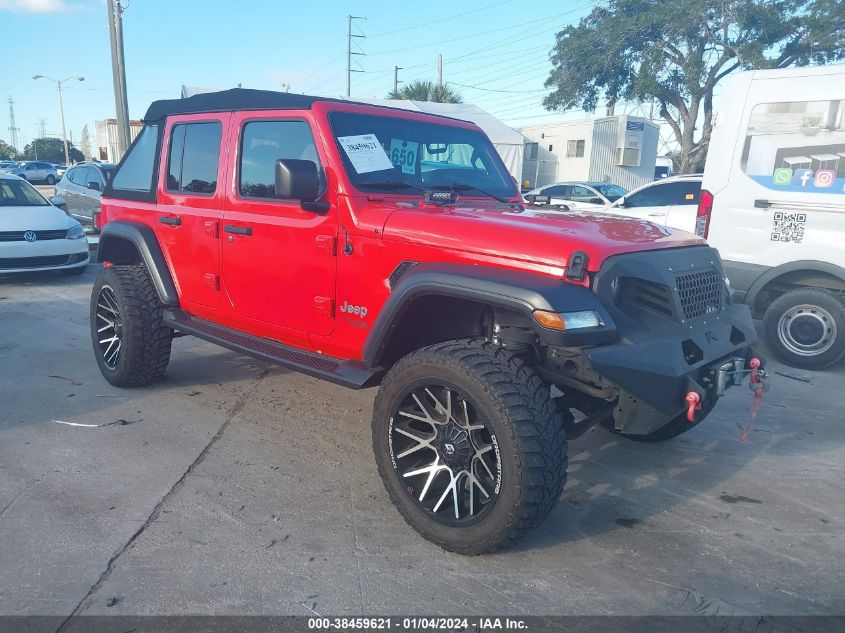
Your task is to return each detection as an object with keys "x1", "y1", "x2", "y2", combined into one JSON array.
[
  {"x1": 90, "y1": 88, "x2": 767, "y2": 555},
  {"x1": 339, "y1": 301, "x2": 367, "y2": 318}
]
